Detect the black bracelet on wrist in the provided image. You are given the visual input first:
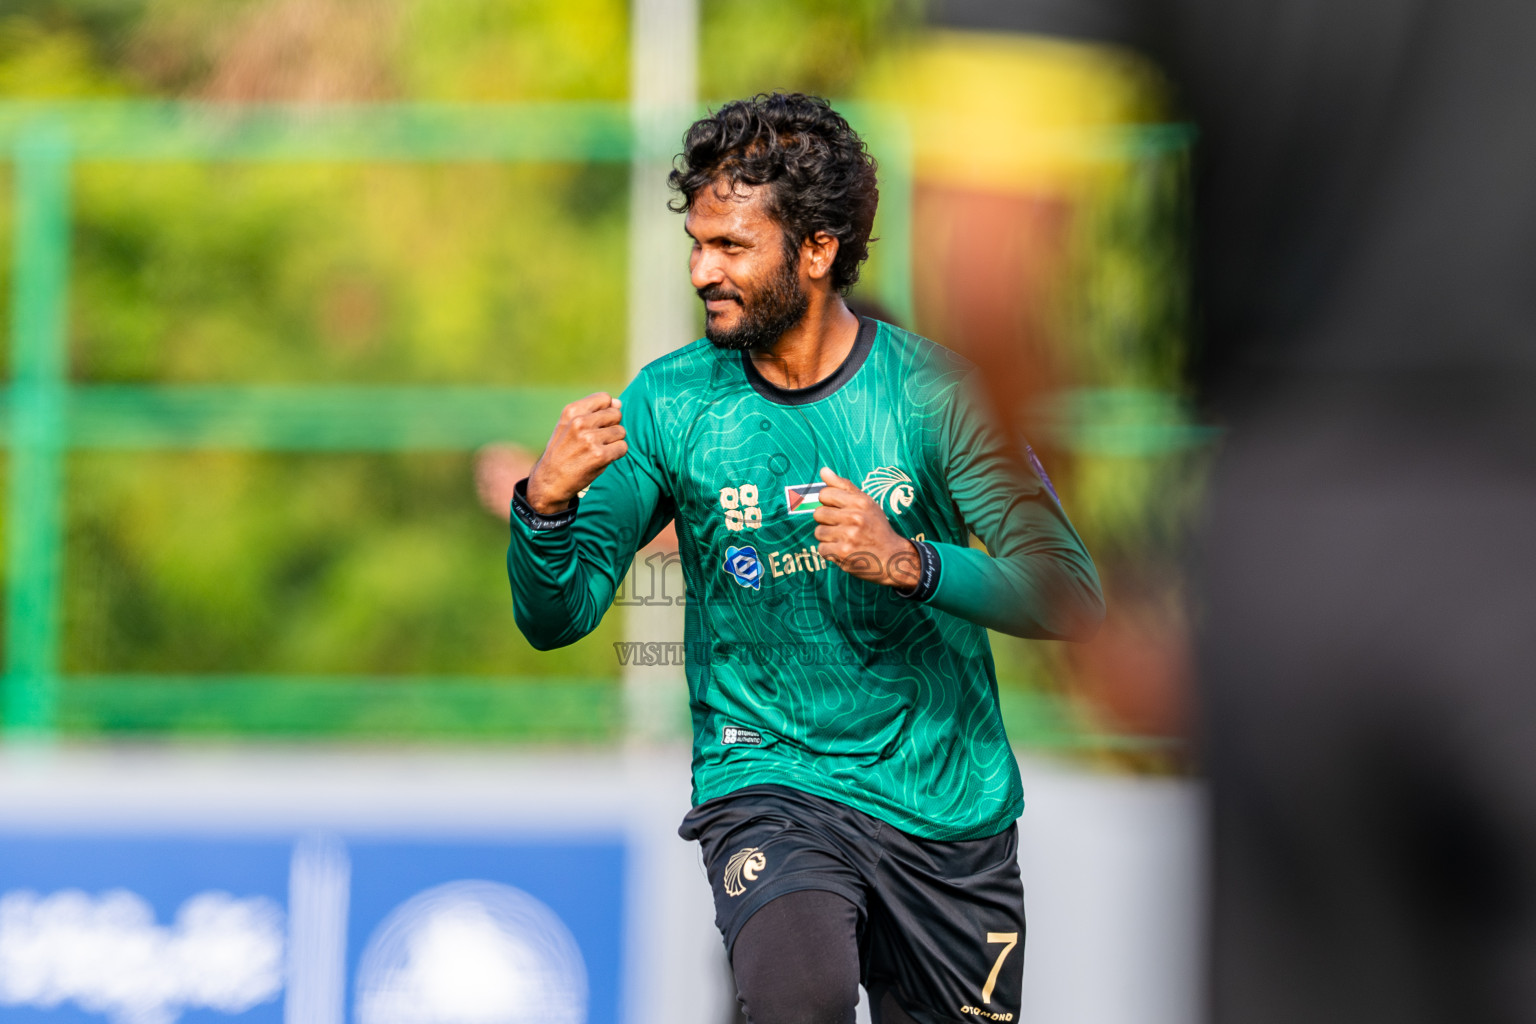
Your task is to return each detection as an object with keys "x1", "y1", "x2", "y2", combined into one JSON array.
[
  {"x1": 895, "y1": 540, "x2": 941, "y2": 602},
  {"x1": 511, "y1": 477, "x2": 579, "y2": 531}
]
